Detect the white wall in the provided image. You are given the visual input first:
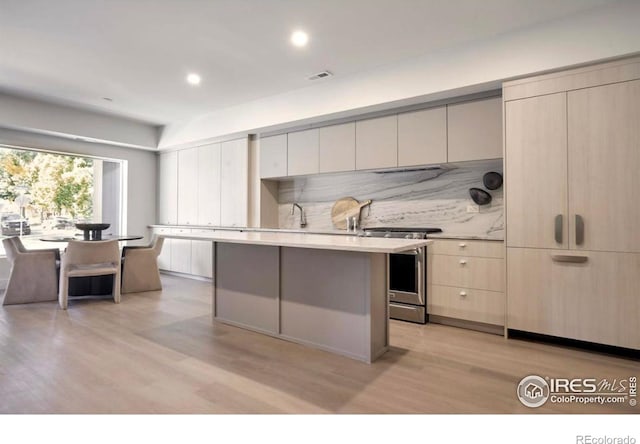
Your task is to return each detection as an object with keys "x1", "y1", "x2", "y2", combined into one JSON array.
[
  {"x1": 0, "y1": 91, "x2": 159, "y2": 149},
  {"x1": 159, "y1": 0, "x2": 640, "y2": 149},
  {"x1": 0, "y1": 127, "x2": 156, "y2": 236}
]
